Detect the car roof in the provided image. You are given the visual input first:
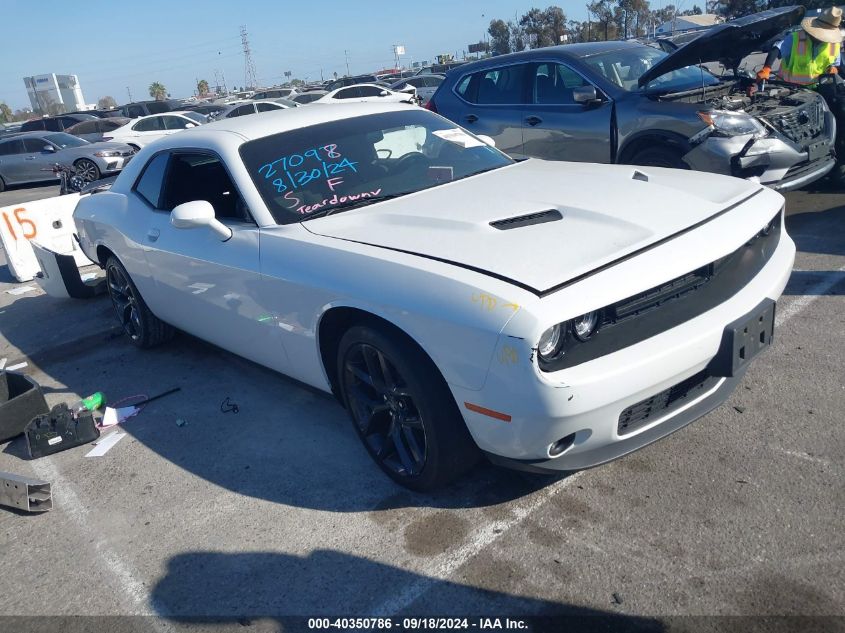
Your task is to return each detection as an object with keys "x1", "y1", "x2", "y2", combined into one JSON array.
[
  {"x1": 1, "y1": 130, "x2": 66, "y2": 139},
  {"x1": 447, "y1": 40, "x2": 644, "y2": 74},
  {"x1": 180, "y1": 102, "x2": 412, "y2": 143}
]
